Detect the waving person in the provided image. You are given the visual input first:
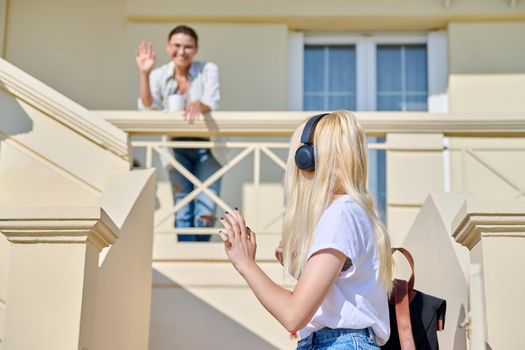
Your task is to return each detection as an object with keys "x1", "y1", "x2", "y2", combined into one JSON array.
[
  {"x1": 136, "y1": 25, "x2": 221, "y2": 241},
  {"x1": 219, "y1": 110, "x2": 393, "y2": 350}
]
